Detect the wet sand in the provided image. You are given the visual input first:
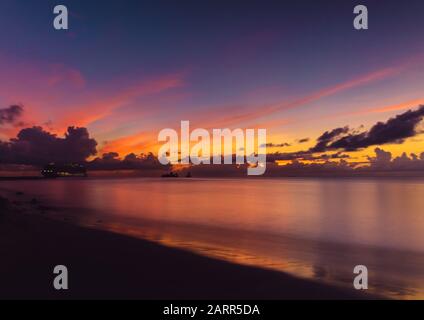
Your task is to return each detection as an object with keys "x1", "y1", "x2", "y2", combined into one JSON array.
[{"x1": 0, "y1": 195, "x2": 376, "y2": 299}]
